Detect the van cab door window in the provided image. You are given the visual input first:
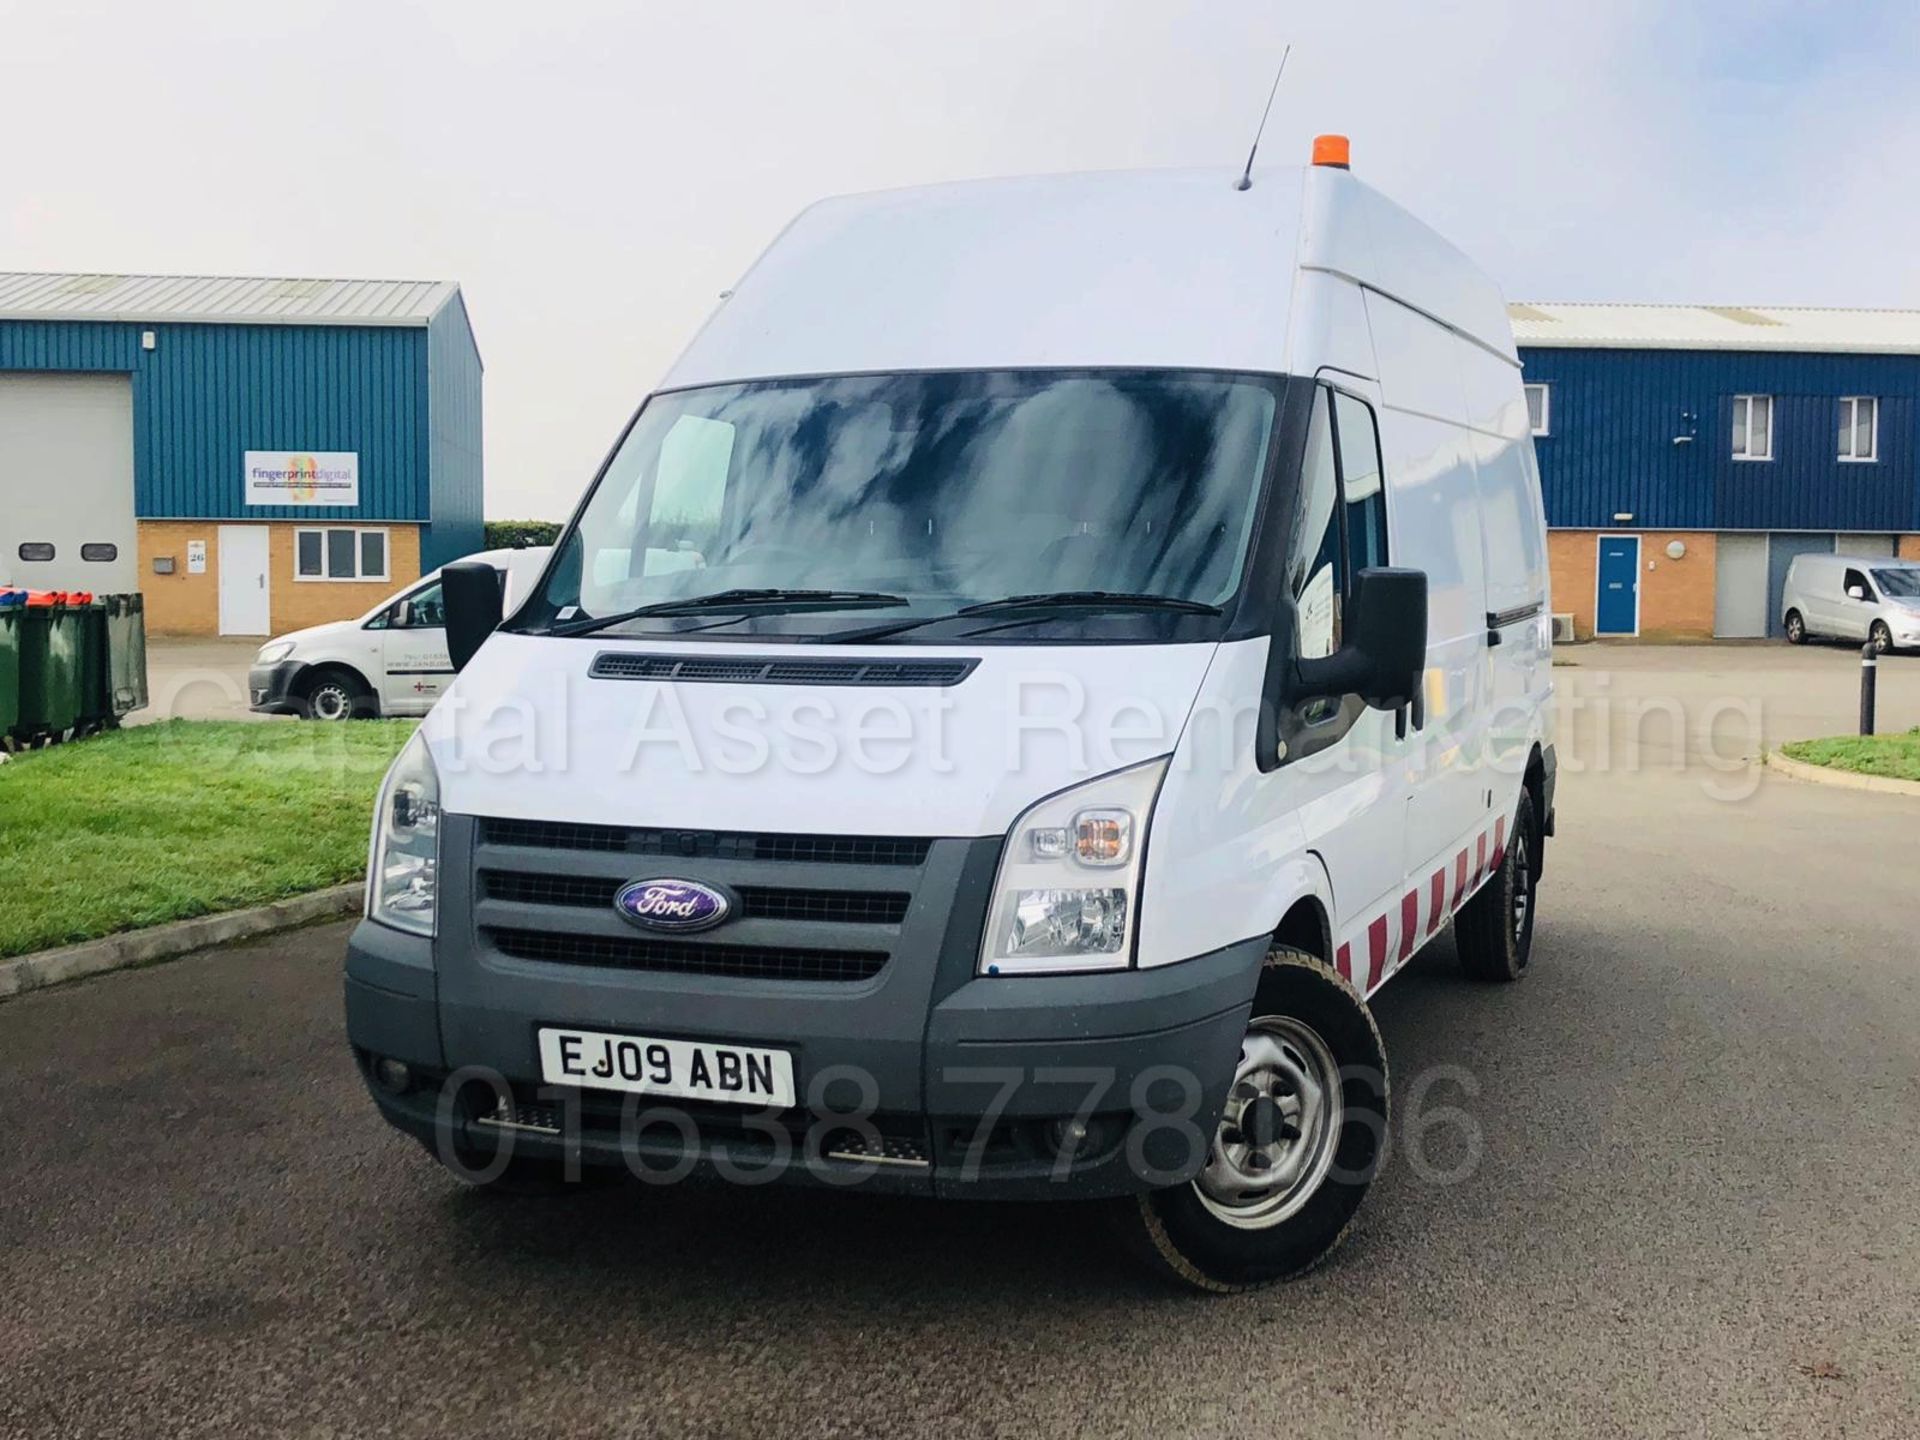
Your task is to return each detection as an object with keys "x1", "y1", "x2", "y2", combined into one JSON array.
[
  {"x1": 1290, "y1": 390, "x2": 1343, "y2": 662},
  {"x1": 1335, "y1": 392, "x2": 1389, "y2": 574},
  {"x1": 1843, "y1": 568, "x2": 1874, "y2": 602},
  {"x1": 394, "y1": 580, "x2": 446, "y2": 629},
  {"x1": 1280, "y1": 385, "x2": 1392, "y2": 746}
]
